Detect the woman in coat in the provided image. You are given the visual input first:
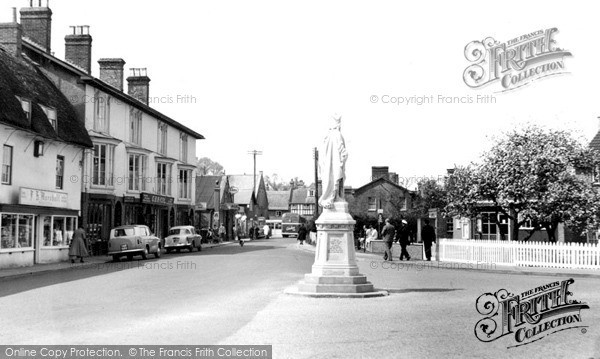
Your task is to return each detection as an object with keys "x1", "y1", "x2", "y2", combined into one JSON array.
[
  {"x1": 297, "y1": 223, "x2": 308, "y2": 245},
  {"x1": 69, "y1": 227, "x2": 89, "y2": 263}
]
